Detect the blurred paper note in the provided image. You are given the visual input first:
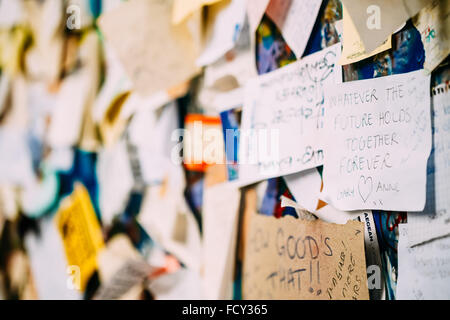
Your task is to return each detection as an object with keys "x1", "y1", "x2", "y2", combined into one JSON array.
[
  {"x1": 47, "y1": 71, "x2": 90, "y2": 148},
  {"x1": 128, "y1": 102, "x2": 179, "y2": 186},
  {"x1": 339, "y1": 3, "x2": 391, "y2": 65},
  {"x1": 322, "y1": 70, "x2": 431, "y2": 211},
  {"x1": 98, "y1": 0, "x2": 200, "y2": 97},
  {"x1": 239, "y1": 44, "x2": 341, "y2": 185},
  {"x1": 0, "y1": 0, "x2": 24, "y2": 28},
  {"x1": 243, "y1": 213, "x2": 369, "y2": 300},
  {"x1": 97, "y1": 140, "x2": 134, "y2": 226},
  {"x1": 196, "y1": 0, "x2": 247, "y2": 66},
  {"x1": 413, "y1": 0, "x2": 450, "y2": 73},
  {"x1": 266, "y1": 0, "x2": 322, "y2": 58},
  {"x1": 25, "y1": 216, "x2": 82, "y2": 300},
  {"x1": 55, "y1": 183, "x2": 105, "y2": 292},
  {"x1": 247, "y1": 0, "x2": 271, "y2": 32},
  {"x1": 148, "y1": 268, "x2": 203, "y2": 300},
  {"x1": 397, "y1": 224, "x2": 450, "y2": 300},
  {"x1": 0, "y1": 129, "x2": 35, "y2": 187},
  {"x1": 138, "y1": 167, "x2": 202, "y2": 272},
  {"x1": 95, "y1": 235, "x2": 152, "y2": 300},
  {"x1": 172, "y1": 0, "x2": 224, "y2": 25},
  {"x1": 202, "y1": 183, "x2": 241, "y2": 299},
  {"x1": 407, "y1": 82, "x2": 450, "y2": 246}
]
